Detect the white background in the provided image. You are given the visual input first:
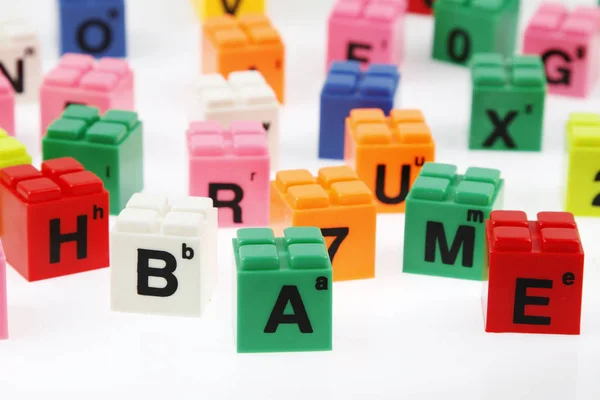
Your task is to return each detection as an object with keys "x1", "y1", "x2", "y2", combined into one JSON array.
[{"x1": 1, "y1": 0, "x2": 600, "y2": 399}]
